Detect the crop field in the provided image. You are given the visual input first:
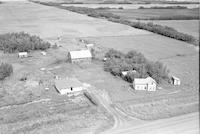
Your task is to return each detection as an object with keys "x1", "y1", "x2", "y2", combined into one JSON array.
[
  {"x1": 104, "y1": 8, "x2": 199, "y2": 20},
  {"x1": 141, "y1": 20, "x2": 199, "y2": 38},
  {"x1": 98, "y1": 8, "x2": 199, "y2": 43},
  {"x1": 0, "y1": 1, "x2": 199, "y2": 133},
  {"x1": 0, "y1": 1, "x2": 151, "y2": 39},
  {"x1": 62, "y1": 3, "x2": 198, "y2": 9}
]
